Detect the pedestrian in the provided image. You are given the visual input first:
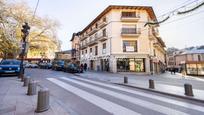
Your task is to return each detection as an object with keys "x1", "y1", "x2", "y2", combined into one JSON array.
[
  {"x1": 181, "y1": 67, "x2": 186, "y2": 77},
  {"x1": 173, "y1": 67, "x2": 176, "y2": 75},
  {"x1": 84, "y1": 63, "x2": 87, "y2": 71},
  {"x1": 170, "y1": 67, "x2": 173, "y2": 75},
  {"x1": 80, "y1": 63, "x2": 84, "y2": 71}
]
